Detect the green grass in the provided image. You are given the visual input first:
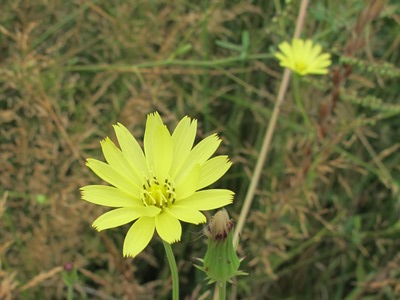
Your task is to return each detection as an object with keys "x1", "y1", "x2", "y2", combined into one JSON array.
[{"x1": 1, "y1": 0, "x2": 399, "y2": 299}]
